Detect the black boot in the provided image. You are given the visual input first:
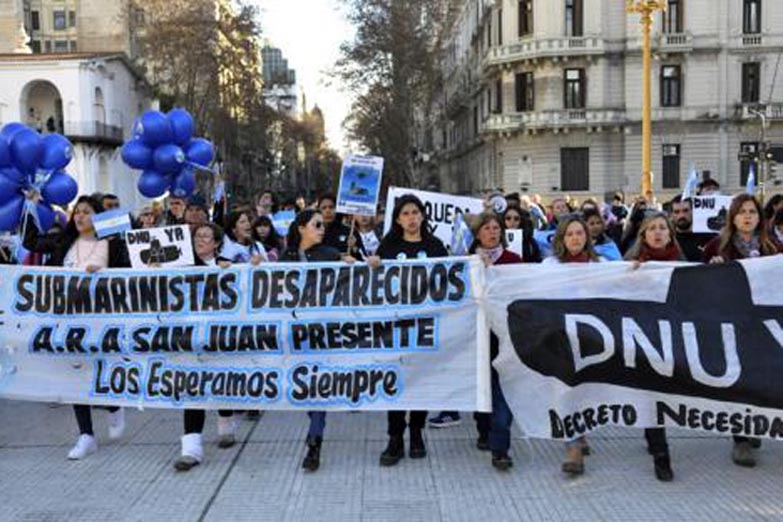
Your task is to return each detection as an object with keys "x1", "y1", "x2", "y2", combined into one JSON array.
[
  {"x1": 380, "y1": 435, "x2": 404, "y2": 466},
  {"x1": 653, "y1": 453, "x2": 673, "y2": 482},
  {"x1": 491, "y1": 452, "x2": 513, "y2": 471},
  {"x1": 409, "y1": 429, "x2": 427, "y2": 459},
  {"x1": 476, "y1": 431, "x2": 490, "y2": 451},
  {"x1": 302, "y1": 437, "x2": 321, "y2": 472}
]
